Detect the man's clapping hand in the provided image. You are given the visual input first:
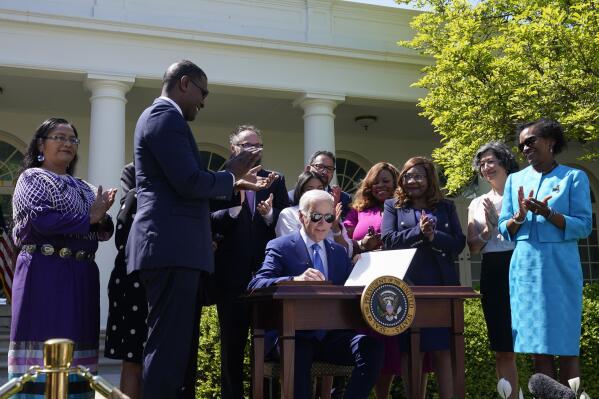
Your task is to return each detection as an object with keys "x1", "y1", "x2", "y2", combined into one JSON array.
[
  {"x1": 235, "y1": 168, "x2": 278, "y2": 191},
  {"x1": 257, "y1": 193, "x2": 273, "y2": 216},
  {"x1": 224, "y1": 148, "x2": 261, "y2": 180},
  {"x1": 331, "y1": 185, "x2": 342, "y2": 205}
]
